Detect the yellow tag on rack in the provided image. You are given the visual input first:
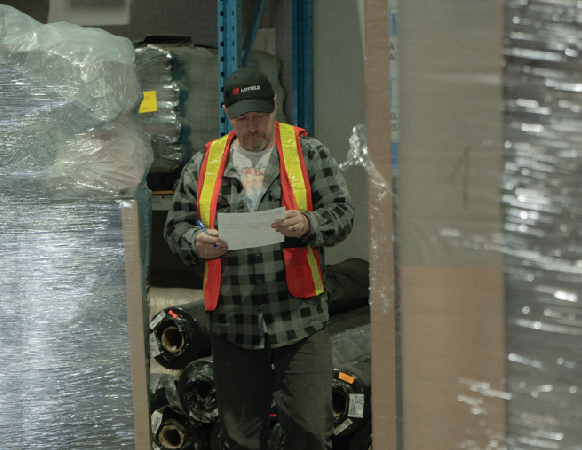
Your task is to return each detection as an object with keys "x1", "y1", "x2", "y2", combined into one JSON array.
[{"x1": 139, "y1": 91, "x2": 158, "y2": 113}]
